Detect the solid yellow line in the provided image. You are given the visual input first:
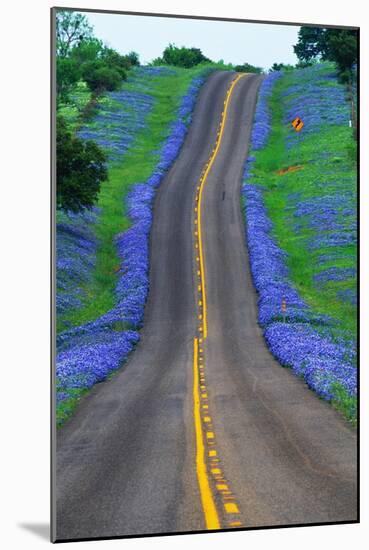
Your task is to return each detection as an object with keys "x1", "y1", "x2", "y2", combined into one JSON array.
[
  {"x1": 197, "y1": 73, "x2": 246, "y2": 339},
  {"x1": 193, "y1": 337, "x2": 220, "y2": 530}
]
